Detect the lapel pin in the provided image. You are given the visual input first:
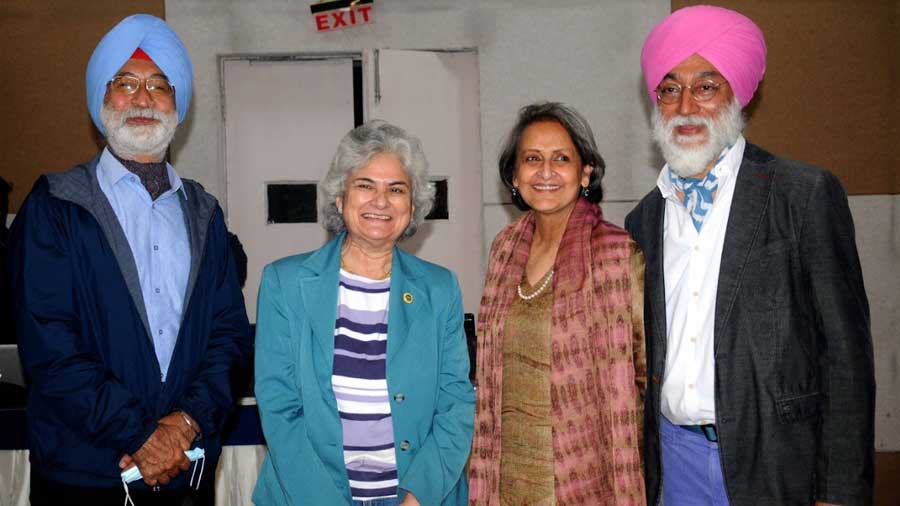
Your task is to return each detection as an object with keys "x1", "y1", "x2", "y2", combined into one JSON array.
[{"x1": 403, "y1": 292, "x2": 413, "y2": 304}]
